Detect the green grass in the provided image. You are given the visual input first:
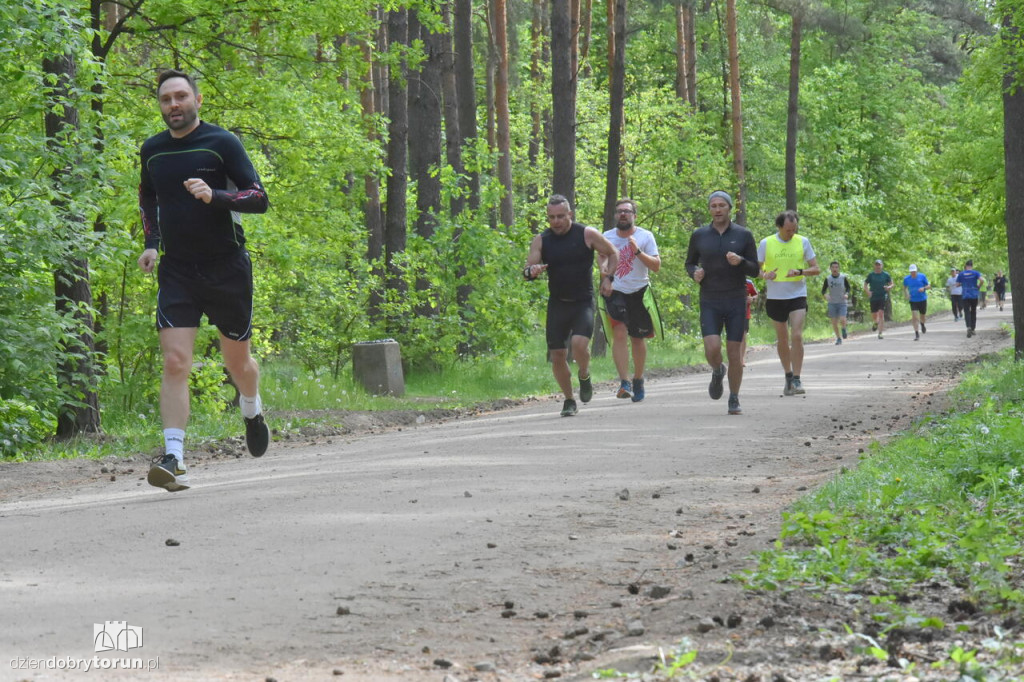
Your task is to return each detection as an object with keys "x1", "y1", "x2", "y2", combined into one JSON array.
[{"x1": 740, "y1": 348, "x2": 1024, "y2": 676}]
